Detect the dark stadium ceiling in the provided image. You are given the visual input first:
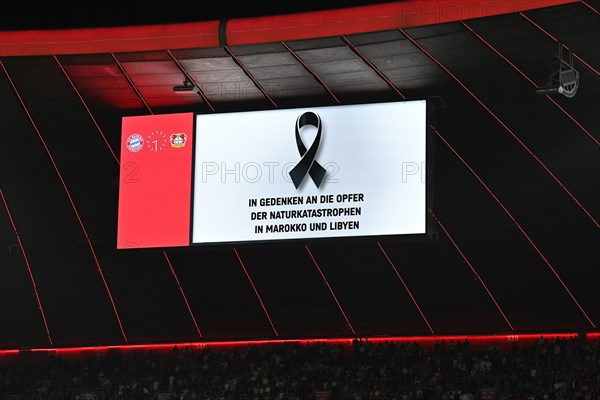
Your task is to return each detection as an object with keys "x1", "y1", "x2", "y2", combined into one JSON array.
[{"x1": 0, "y1": 0, "x2": 598, "y2": 348}]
